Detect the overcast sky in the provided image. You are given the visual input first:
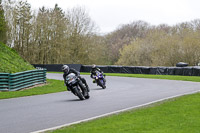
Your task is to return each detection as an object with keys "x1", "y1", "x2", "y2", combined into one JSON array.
[{"x1": 26, "y1": 0, "x2": 200, "y2": 33}]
